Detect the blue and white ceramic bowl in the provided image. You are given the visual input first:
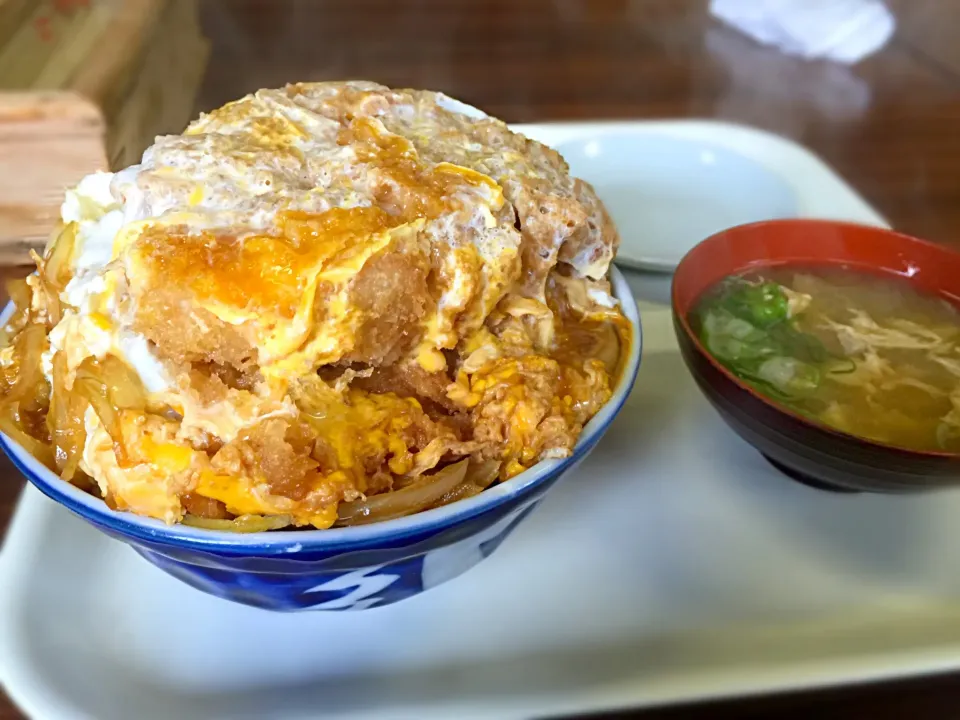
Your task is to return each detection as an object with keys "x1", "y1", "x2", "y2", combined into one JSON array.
[{"x1": 0, "y1": 268, "x2": 641, "y2": 612}]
